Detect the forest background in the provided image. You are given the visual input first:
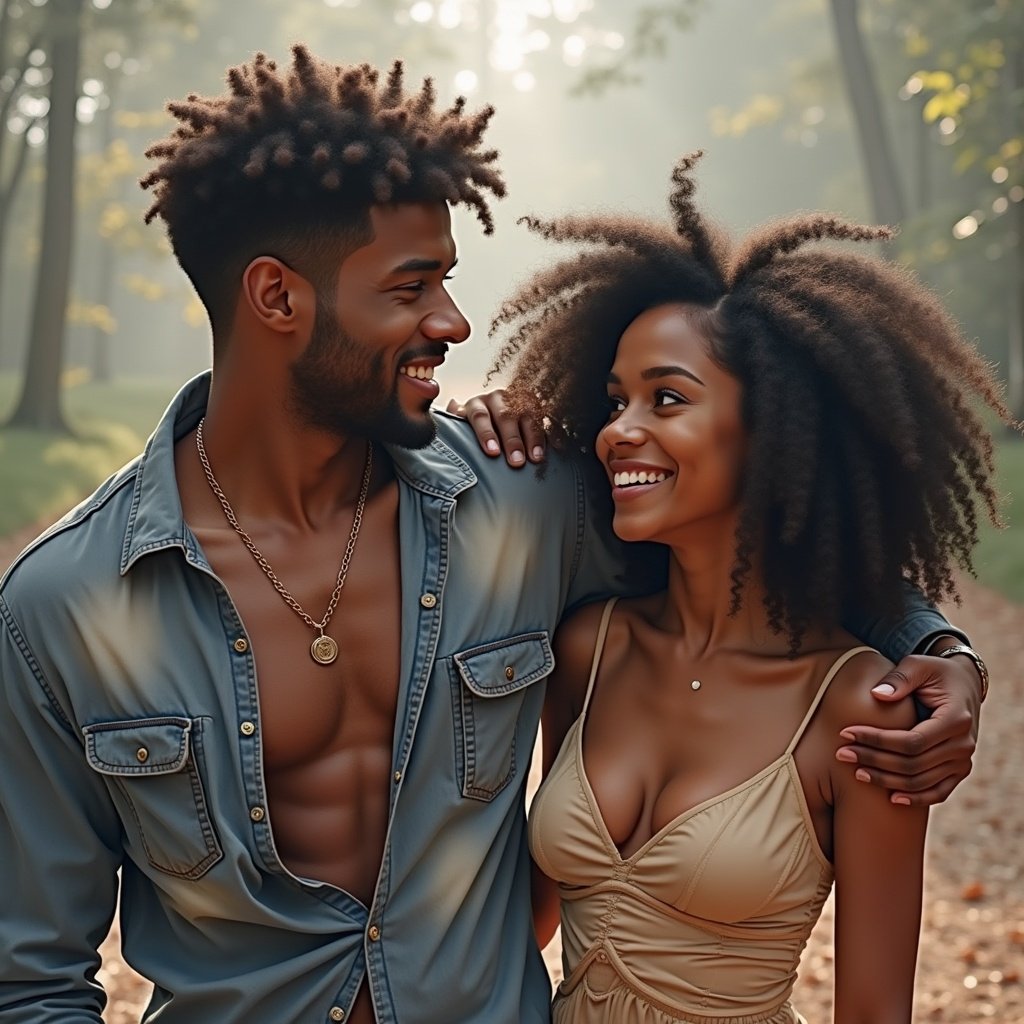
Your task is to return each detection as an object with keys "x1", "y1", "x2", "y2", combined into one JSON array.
[
  {"x1": 0, "y1": 0, "x2": 1021, "y2": 600},
  {"x1": 0, "y1": 3, "x2": 1021, "y2": 1022}
]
